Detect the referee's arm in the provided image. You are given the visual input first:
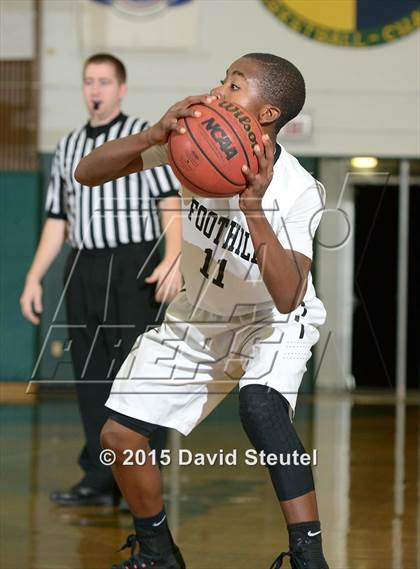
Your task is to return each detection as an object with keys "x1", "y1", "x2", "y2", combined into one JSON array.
[
  {"x1": 145, "y1": 196, "x2": 183, "y2": 303},
  {"x1": 144, "y1": 163, "x2": 183, "y2": 303},
  {"x1": 21, "y1": 144, "x2": 68, "y2": 324},
  {"x1": 20, "y1": 219, "x2": 67, "y2": 324}
]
